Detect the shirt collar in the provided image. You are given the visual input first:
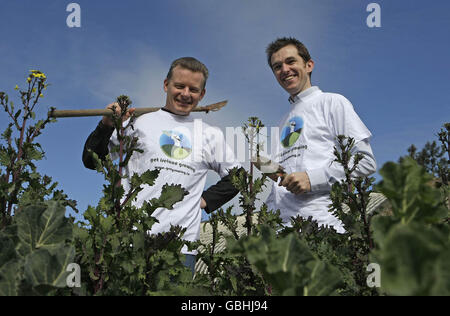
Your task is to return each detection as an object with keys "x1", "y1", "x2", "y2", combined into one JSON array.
[
  {"x1": 159, "y1": 107, "x2": 192, "y2": 122},
  {"x1": 288, "y1": 86, "x2": 320, "y2": 104},
  {"x1": 162, "y1": 107, "x2": 182, "y2": 116}
]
